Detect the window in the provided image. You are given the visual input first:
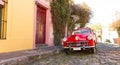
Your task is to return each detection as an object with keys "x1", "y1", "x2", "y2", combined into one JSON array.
[
  {"x1": 0, "y1": 0, "x2": 7, "y2": 39},
  {"x1": 72, "y1": 28, "x2": 91, "y2": 35}
]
